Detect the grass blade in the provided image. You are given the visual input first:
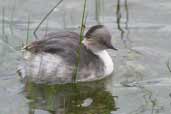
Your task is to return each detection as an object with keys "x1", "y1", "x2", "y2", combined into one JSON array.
[
  {"x1": 72, "y1": 0, "x2": 87, "y2": 82},
  {"x1": 33, "y1": 0, "x2": 63, "y2": 40}
]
